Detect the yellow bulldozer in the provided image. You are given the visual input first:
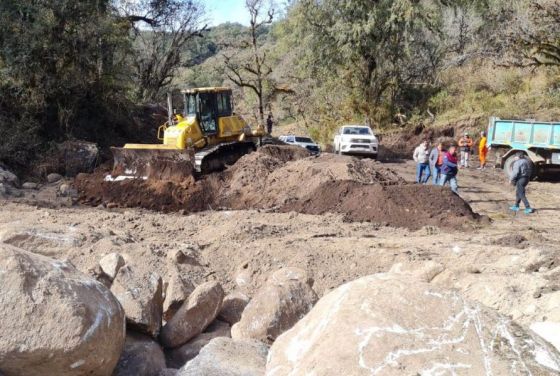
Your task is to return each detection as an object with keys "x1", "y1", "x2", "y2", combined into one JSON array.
[{"x1": 110, "y1": 87, "x2": 265, "y2": 181}]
